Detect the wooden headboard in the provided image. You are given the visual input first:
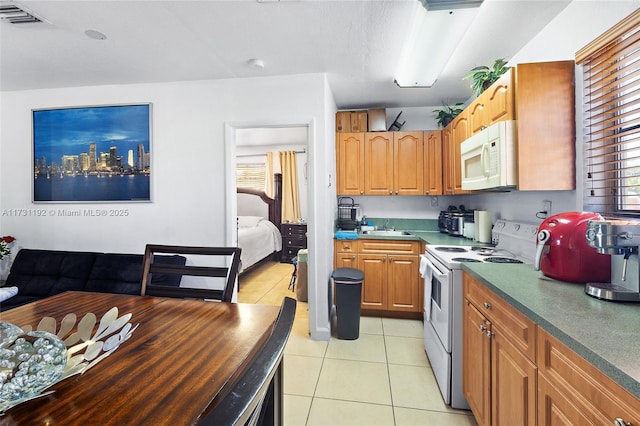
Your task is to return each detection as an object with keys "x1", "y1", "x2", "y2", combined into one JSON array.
[{"x1": 237, "y1": 173, "x2": 282, "y2": 229}]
